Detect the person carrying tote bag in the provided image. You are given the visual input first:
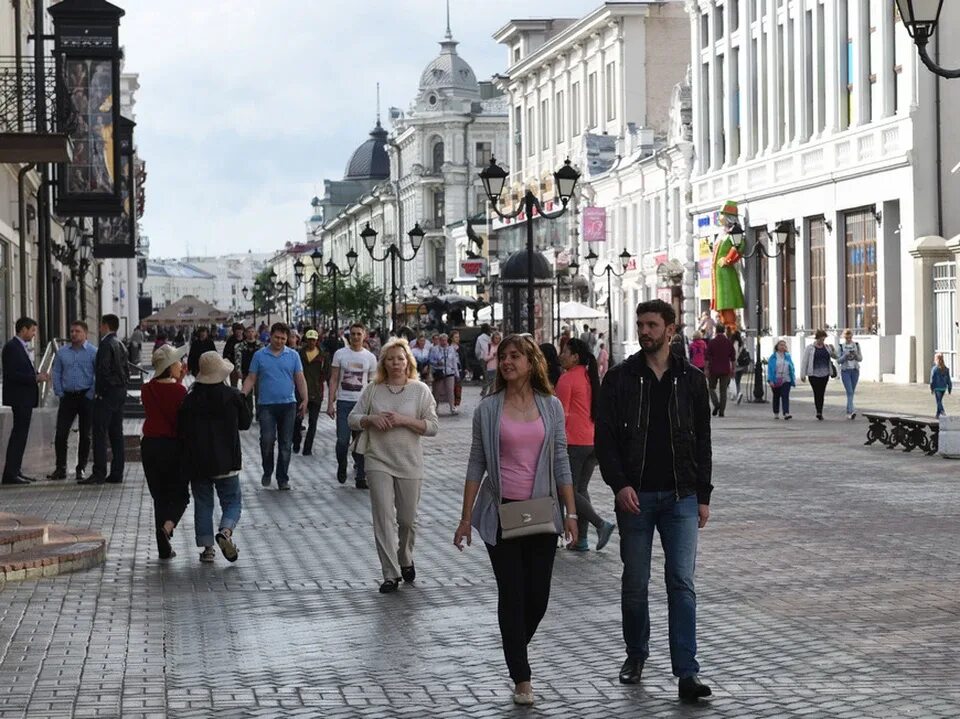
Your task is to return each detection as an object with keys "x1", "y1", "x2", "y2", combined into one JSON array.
[{"x1": 453, "y1": 334, "x2": 577, "y2": 708}]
